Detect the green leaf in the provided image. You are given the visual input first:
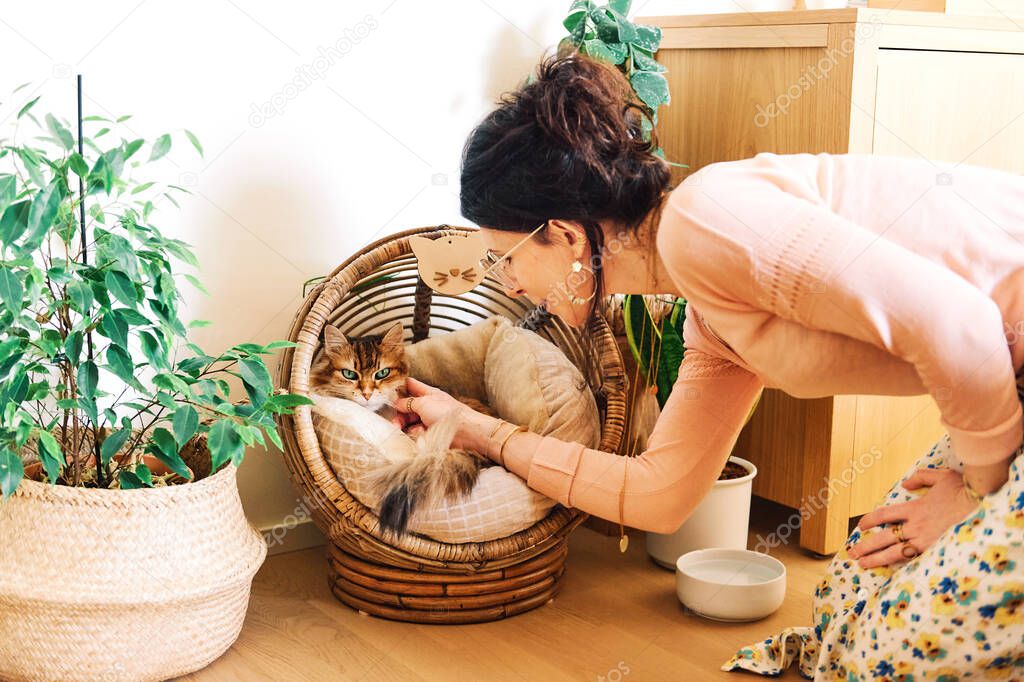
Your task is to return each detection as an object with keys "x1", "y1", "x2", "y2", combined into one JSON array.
[
  {"x1": 77, "y1": 360, "x2": 98, "y2": 399},
  {"x1": 118, "y1": 469, "x2": 153, "y2": 489},
  {"x1": 183, "y1": 274, "x2": 209, "y2": 295},
  {"x1": 207, "y1": 419, "x2": 244, "y2": 471},
  {"x1": 172, "y1": 404, "x2": 199, "y2": 447},
  {"x1": 0, "y1": 268, "x2": 24, "y2": 314},
  {"x1": 16, "y1": 96, "x2": 40, "y2": 119},
  {"x1": 66, "y1": 280, "x2": 94, "y2": 312},
  {"x1": 99, "y1": 310, "x2": 129, "y2": 349},
  {"x1": 262, "y1": 340, "x2": 297, "y2": 351},
  {"x1": 149, "y1": 427, "x2": 192, "y2": 479},
  {"x1": 105, "y1": 270, "x2": 138, "y2": 307},
  {"x1": 609, "y1": 0, "x2": 631, "y2": 16},
  {"x1": 45, "y1": 113, "x2": 75, "y2": 150},
  {"x1": 36, "y1": 430, "x2": 63, "y2": 483},
  {"x1": 188, "y1": 319, "x2": 212, "y2": 328},
  {"x1": 0, "y1": 200, "x2": 31, "y2": 244},
  {"x1": 139, "y1": 330, "x2": 164, "y2": 370},
  {"x1": 153, "y1": 372, "x2": 191, "y2": 394},
  {"x1": 67, "y1": 152, "x2": 89, "y2": 178},
  {"x1": 123, "y1": 138, "x2": 144, "y2": 160},
  {"x1": 100, "y1": 427, "x2": 132, "y2": 468},
  {"x1": 238, "y1": 357, "x2": 273, "y2": 407},
  {"x1": 264, "y1": 392, "x2": 315, "y2": 414},
  {"x1": 631, "y1": 48, "x2": 666, "y2": 73},
  {"x1": 629, "y1": 70, "x2": 670, "y2": 110},
  {"x1": 25, "y1": 180, "x2": 67, "y2": 248},
  {"x1": 131, "y1": 181, "x2": 155, "y2": 195},
  {"x1": 184, "y1": 129, "x2": 204, "y2": 158},
  {"x1": 149, "y1": 134, "x2": 171, "y2": 162},
  {"x1": 0, "y1": 175, "x2": 16, "y2": 214},
  {"x1": 654, "y1": 319, "x2": 685, "y2": 409},
  {"x1": 0, "y1": 448, "x2": 24, "y2": 498},
  {"x1": 631, "y1": 23, "x2": 661, "y2": 51},
  {"x1": 105, "y1": 344, "x2": 135, "y2": 383},
  {"x1": 63, "y1": 332, "x2": 83, "y2": 364}
]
